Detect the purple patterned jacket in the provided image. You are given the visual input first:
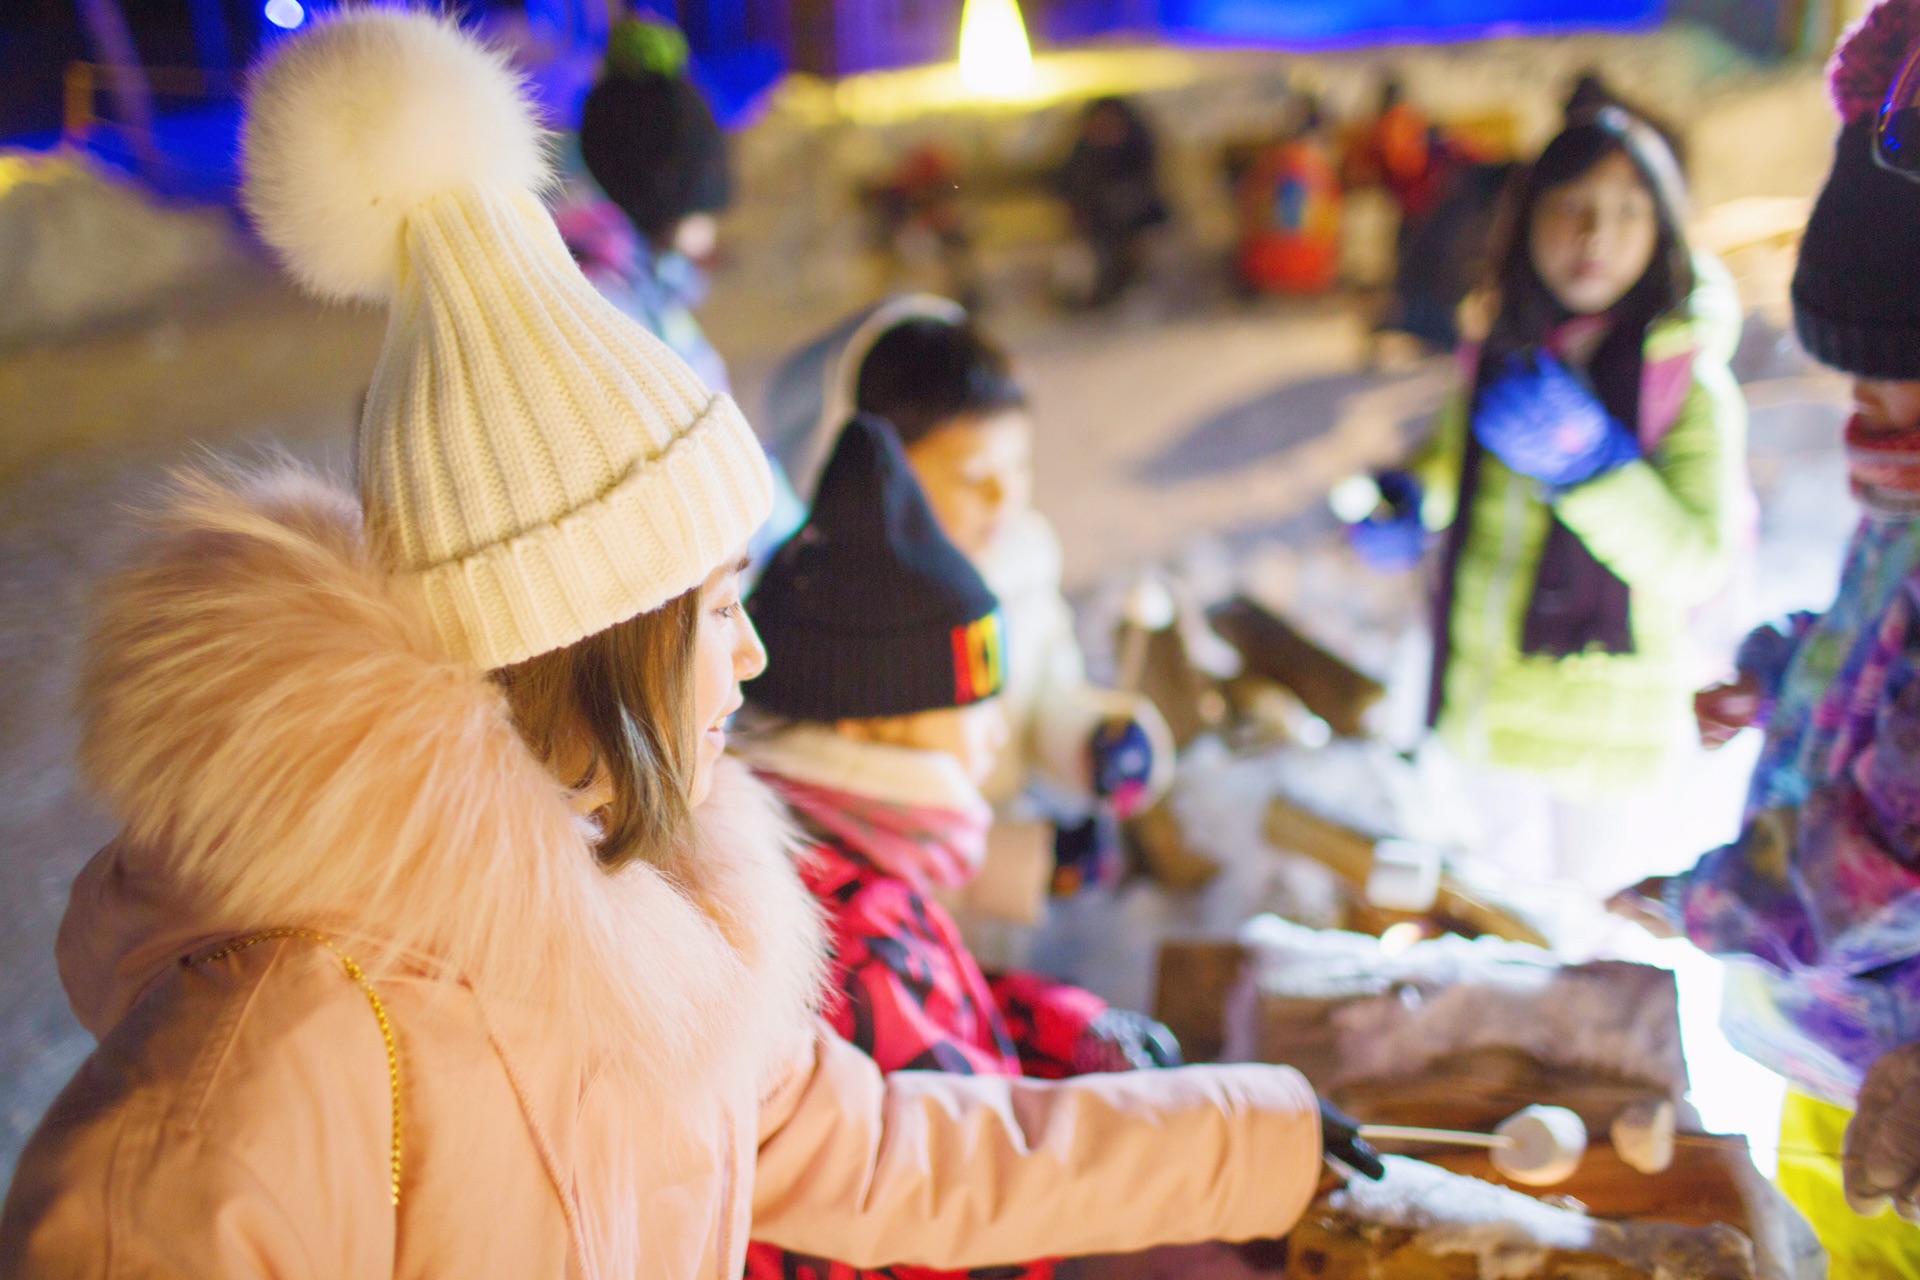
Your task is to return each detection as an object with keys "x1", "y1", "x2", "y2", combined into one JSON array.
[{"x1": 1674, "y1": 516, "x2": 1920, "y2": 1102}]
